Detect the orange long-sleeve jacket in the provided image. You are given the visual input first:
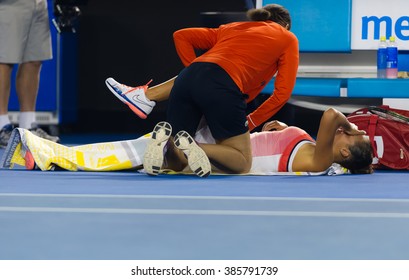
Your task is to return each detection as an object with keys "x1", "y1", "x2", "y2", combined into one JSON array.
[{"x1": 173, "y1": 21, "x2": 299, "y2": 131}]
